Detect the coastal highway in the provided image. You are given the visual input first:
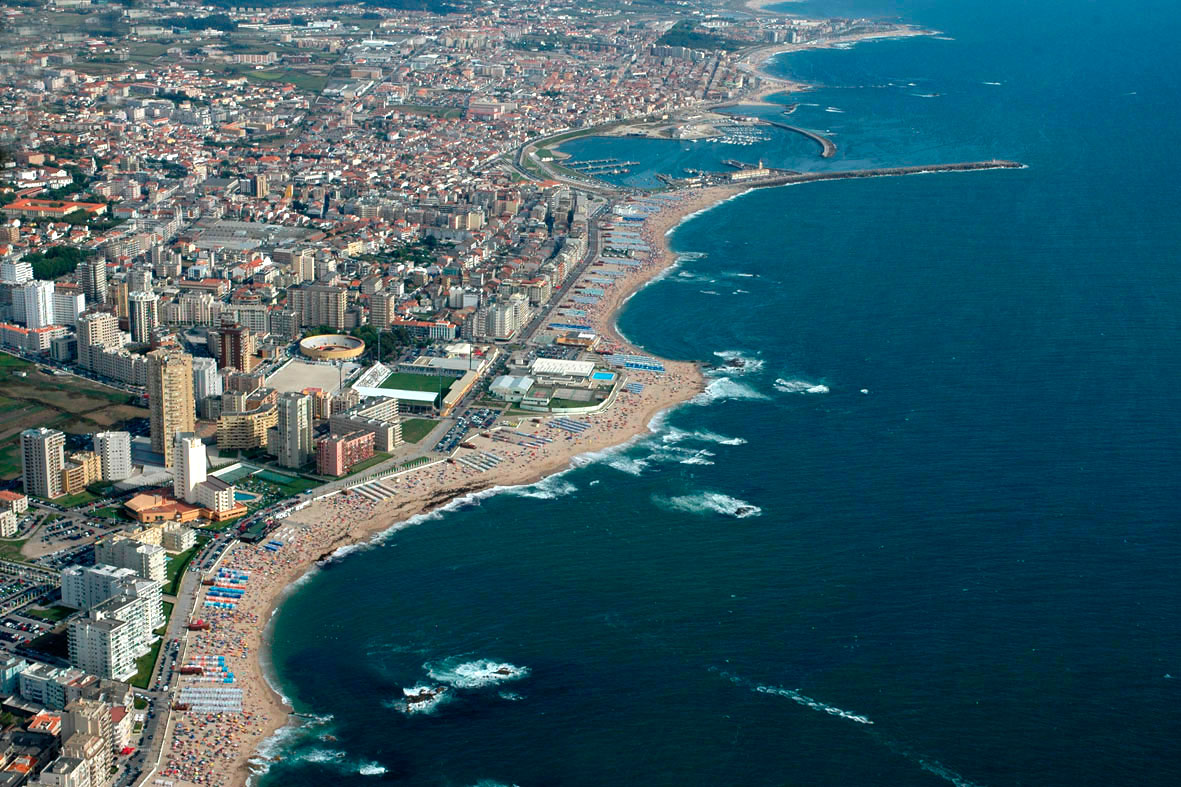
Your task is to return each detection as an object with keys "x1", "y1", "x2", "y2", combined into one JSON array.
[{"x1": 520, "y1": 198, "x2": 612, "y2": 345}]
